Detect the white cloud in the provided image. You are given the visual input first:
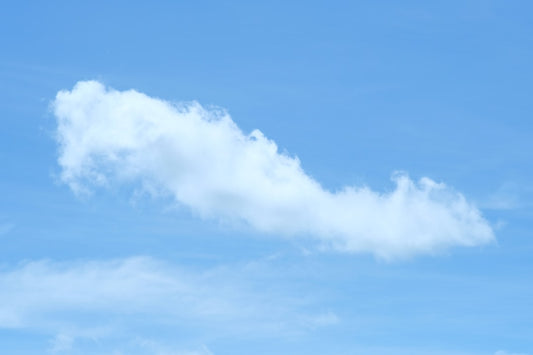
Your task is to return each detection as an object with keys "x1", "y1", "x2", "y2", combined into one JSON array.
[
  {"x1": 0, "y1": 256, "x2": 334, "y2": 352},
  {"x1": 48, "y1": 333, "x2": 74, "y2": 353},
  {"x1": 52, "y1": 81, "x2": 494, "y2": 259},
  {"x1": 0, "y1": 257, "x2": 279, "y2": 327},
  {"x1": 482, "y1": 181, "x2": 533, "y2": 210}
]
